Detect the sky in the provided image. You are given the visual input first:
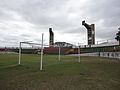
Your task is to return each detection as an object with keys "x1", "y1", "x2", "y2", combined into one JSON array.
[{"x1": 0, "y1": 0, "x2": 120, "y2": 47}]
